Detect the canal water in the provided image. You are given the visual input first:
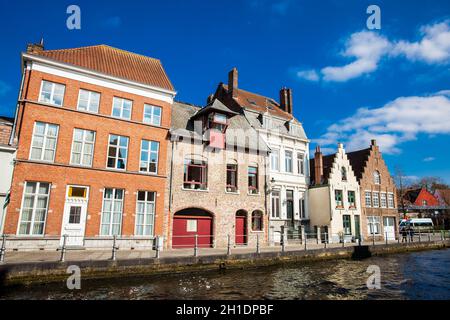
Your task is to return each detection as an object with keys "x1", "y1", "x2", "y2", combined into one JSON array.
[{"x1": 1, "y1": 248, "x2": 449, "y2": 300}]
